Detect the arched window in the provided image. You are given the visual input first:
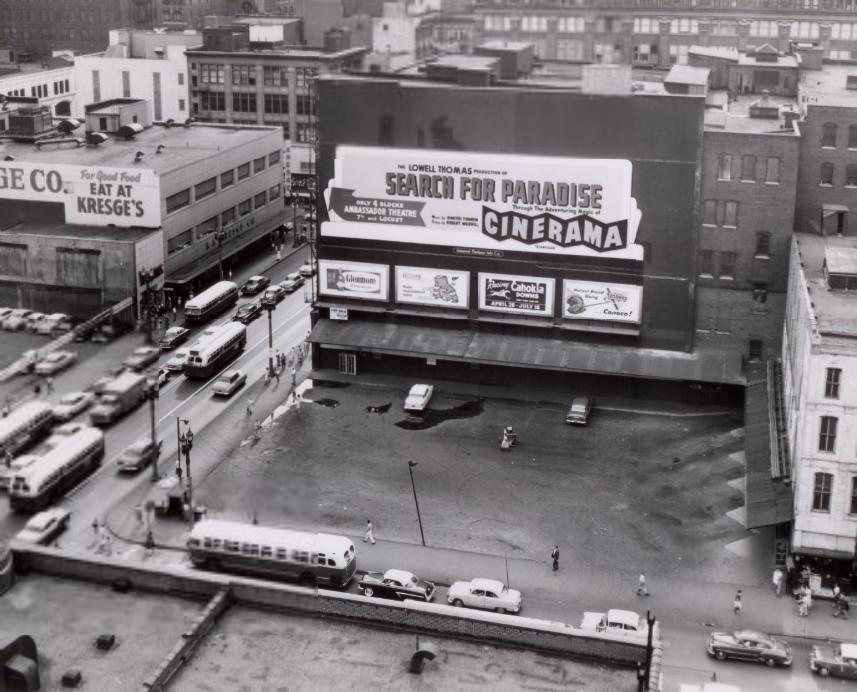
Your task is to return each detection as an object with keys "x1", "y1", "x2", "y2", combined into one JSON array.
[
  {"x1": 755, "y1": 231, "x2": 771, "y2": 258},
  {"x1": 849, "y1": 124, "x2": 857, "y2": 149},
  {"x1": 54, "y1": 100, "x2": 71, "y2": 117},
  {"x1": 822, "y1": 122, "x2": 837, "y2": 148},
  {"x1": 820, "y1": 162, "x2": 834, "y2": 185}
]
